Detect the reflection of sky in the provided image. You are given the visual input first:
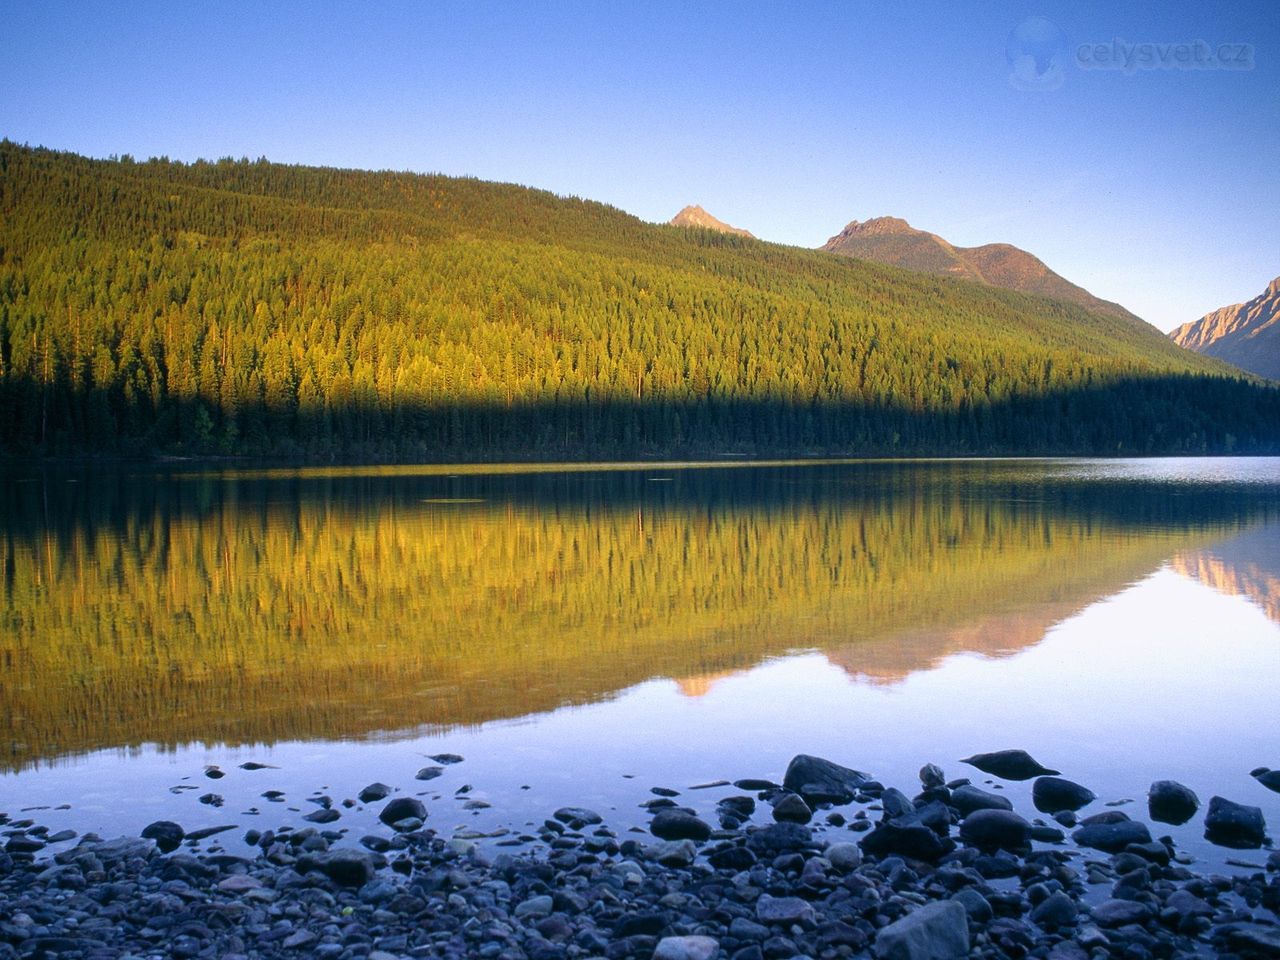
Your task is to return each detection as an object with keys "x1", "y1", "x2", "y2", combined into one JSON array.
[{"x1": 6, "y1": 565, "x2": 1277, "y2": 873}]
